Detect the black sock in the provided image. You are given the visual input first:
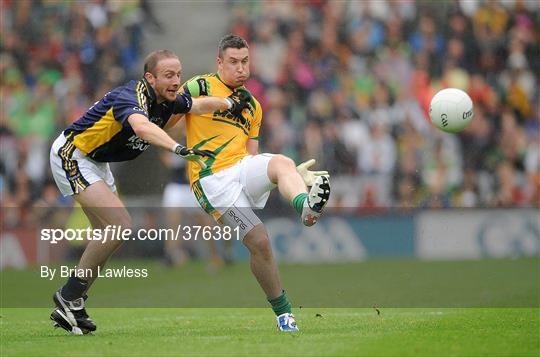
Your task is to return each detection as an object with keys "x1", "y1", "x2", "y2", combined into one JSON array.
[{"x1": 60, "y1": 275, "x2": 88, "y2": 301}]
